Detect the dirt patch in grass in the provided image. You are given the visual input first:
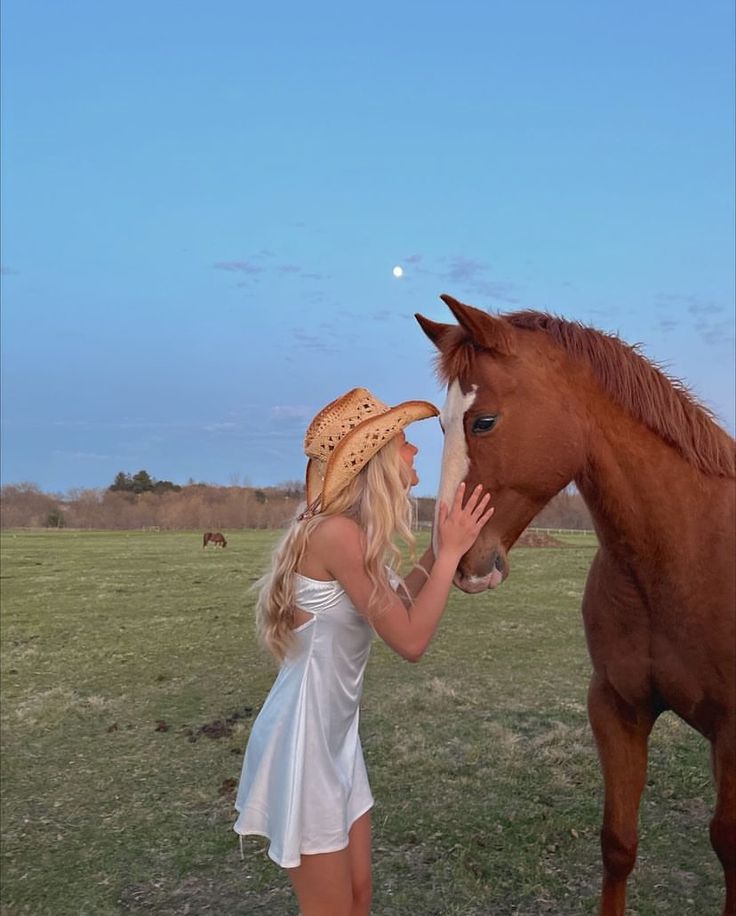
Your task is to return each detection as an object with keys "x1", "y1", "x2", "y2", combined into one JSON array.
[
  {"x1": 515, "y1": 532, "x2": 567, "y2": 548},
  {"x1": 182, "y1": 706, "x2": 254, "y2": 743}
]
